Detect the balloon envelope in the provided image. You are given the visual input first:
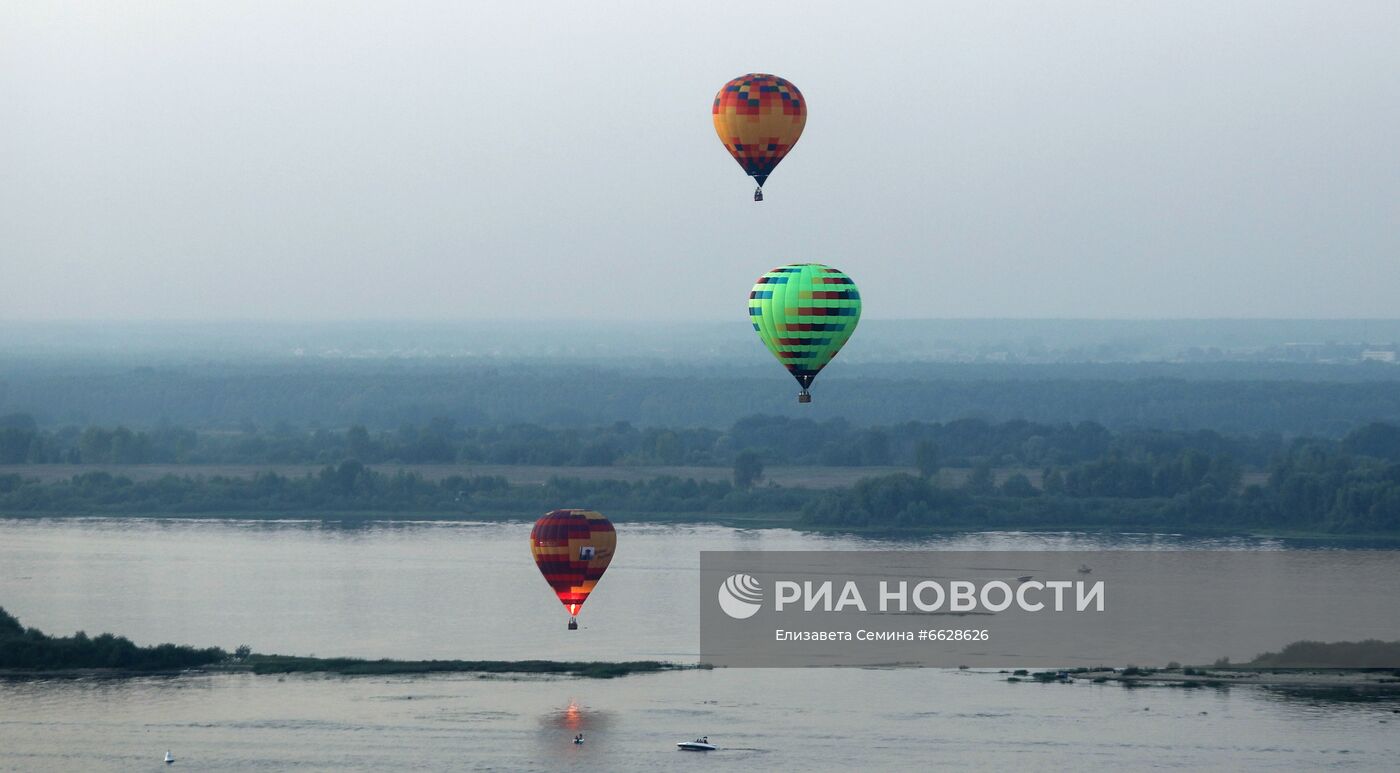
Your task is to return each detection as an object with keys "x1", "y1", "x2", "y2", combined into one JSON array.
[
  {"x1": 530, "y1": 509, "x2": 616, "y2": 617},
  {"x1": 712, "y1": 73, "x2": 806, "y2": 190},
  {"x1": 748, "y1": 263, "x2": 861, "y2": 390}
]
